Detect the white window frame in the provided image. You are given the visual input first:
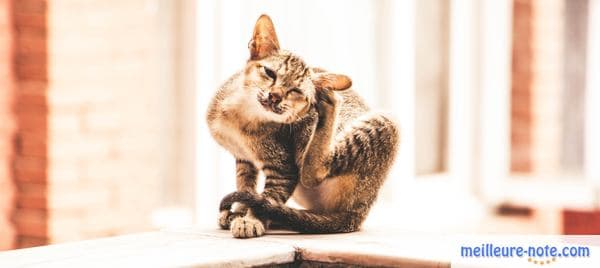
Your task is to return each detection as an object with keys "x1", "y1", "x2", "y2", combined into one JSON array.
[
  {"x1": 398, "y1": 0, "x2": 480, "y2": 197},
  {"x1": 405, "y1": 0, "x2": 600, "y2": 213},
  {"x1": 367, "y1": 0, "x2": 484, "y2": 226},
  {"x1": 586, "y1": 0, "x2": 600, "y2": 196}
]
